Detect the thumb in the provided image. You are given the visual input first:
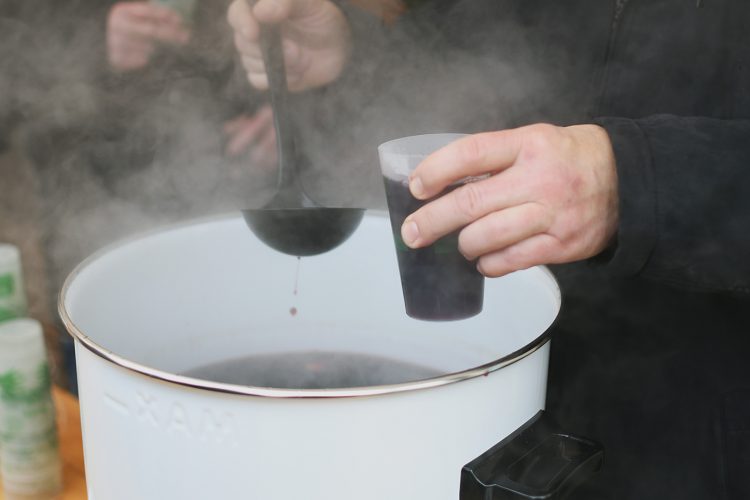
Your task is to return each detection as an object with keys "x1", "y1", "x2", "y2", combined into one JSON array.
[{"x1": 253, "y1": 0, "x2": 293, "y2": 23}]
